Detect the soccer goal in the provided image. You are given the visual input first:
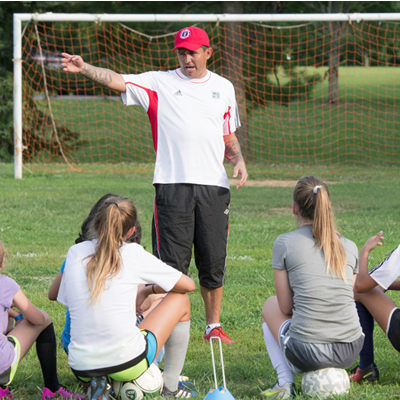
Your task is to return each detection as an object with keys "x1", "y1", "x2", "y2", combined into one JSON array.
[{"x1": 13, "y1": 12, "x2": 400, "y2": 178}]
